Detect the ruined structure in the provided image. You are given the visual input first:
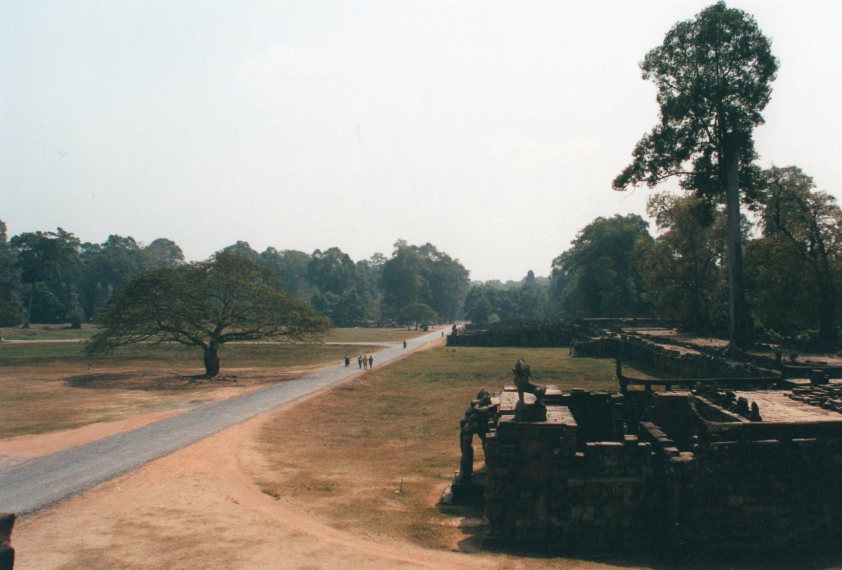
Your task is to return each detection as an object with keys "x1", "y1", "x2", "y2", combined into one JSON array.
[{"x1": 456, "y1": 360, "x2": 842, "y2": 553}]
